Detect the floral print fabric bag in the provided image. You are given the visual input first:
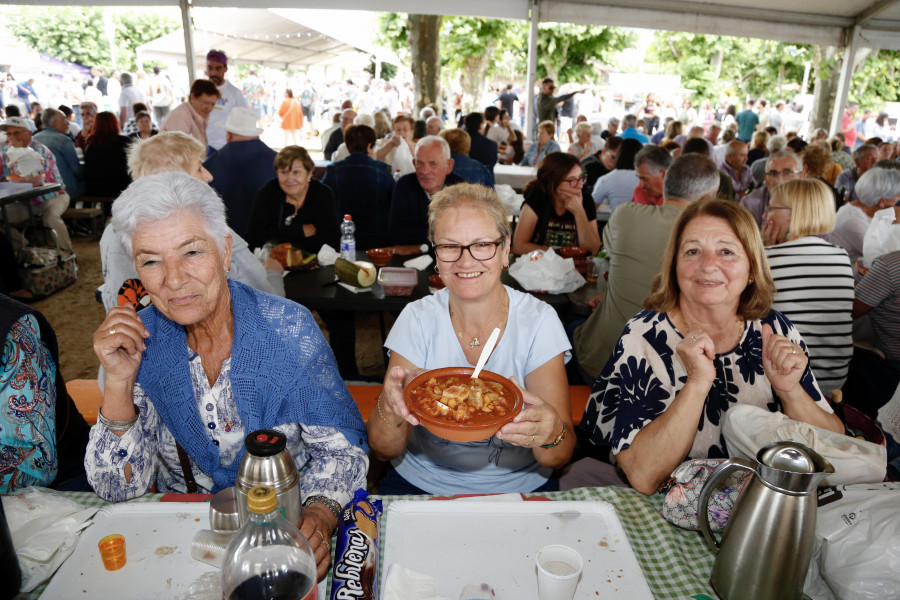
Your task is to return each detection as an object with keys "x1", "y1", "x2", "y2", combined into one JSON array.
[{"x1": 658, "y1": 459, "x2": 750, "y2": 532}]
